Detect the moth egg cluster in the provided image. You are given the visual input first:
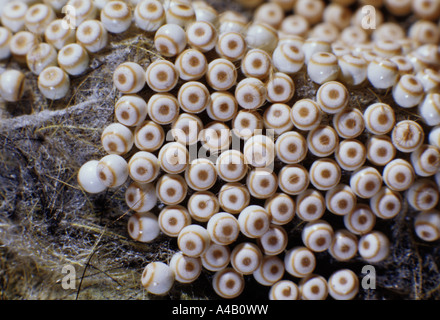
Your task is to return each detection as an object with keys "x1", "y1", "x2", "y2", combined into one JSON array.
[{"x1": 2, "y1": 0, "x2": 429, "y2": 300}]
